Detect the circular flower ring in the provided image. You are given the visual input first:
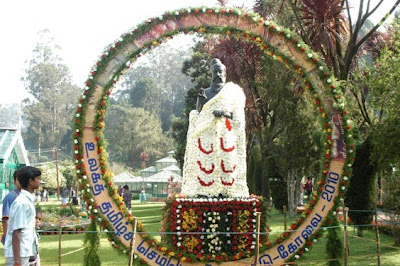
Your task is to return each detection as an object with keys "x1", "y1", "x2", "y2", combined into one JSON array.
[{"x1": 73, "y1": 6, "x2": 354, "y2": 265}]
